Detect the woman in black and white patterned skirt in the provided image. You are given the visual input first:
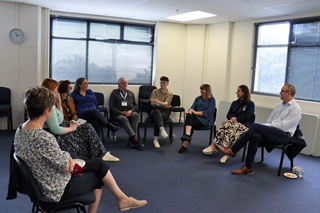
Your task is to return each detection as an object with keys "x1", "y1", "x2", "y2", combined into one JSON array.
[{"x1": 202, "y1": 85, "x2": 255, "y2": 163}]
